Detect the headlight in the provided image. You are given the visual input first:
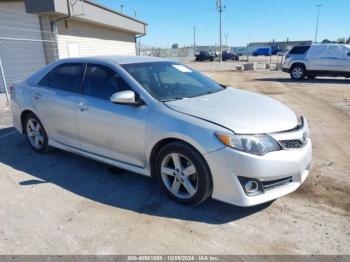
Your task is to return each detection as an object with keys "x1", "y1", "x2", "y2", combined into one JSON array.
[
  {"x1": 298, "y1": 116, "x2": 310, "y2": 144},
  {"x1": 215, "y1": 133, "x2": 282, "y2": 156}
]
